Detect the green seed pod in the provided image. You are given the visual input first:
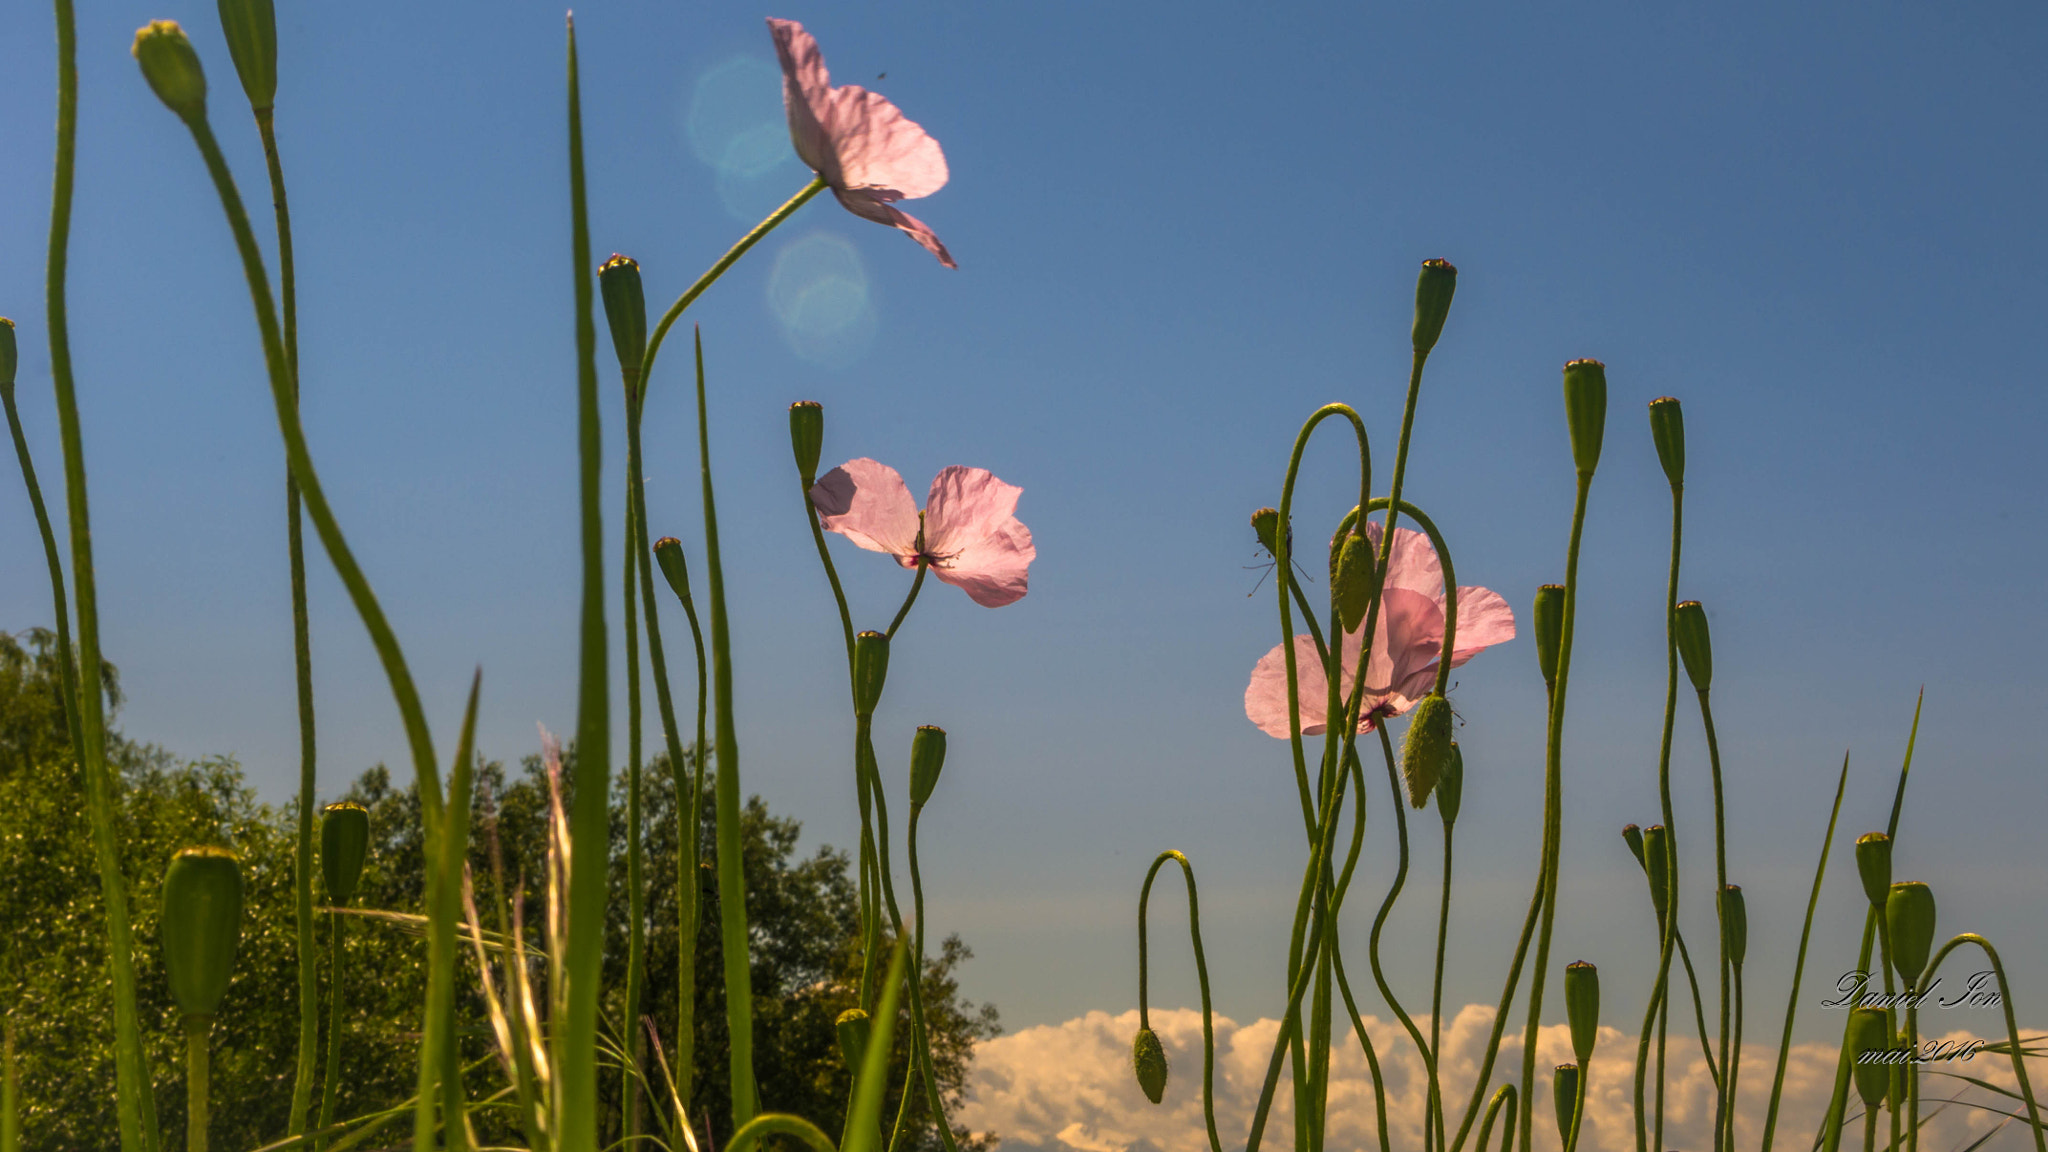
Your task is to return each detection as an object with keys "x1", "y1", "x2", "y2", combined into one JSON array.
[
  {"x1": 789, "y1": 401, "x2": 825, "y2": 488},
  {"x1": 1886, "y1": 881, "x2": 1936, "y2": 987},
  {"x1": 1533, "y1": 584, "x2": 1565, "y2": 688},
  {"x1": 598, "y1": 255, "x2": 647, "y2": 382},
  {"x1": 1435, "y1": 742, "x2": 1464, "y2": 827},
  {"x1": 1412, "y1": 258, "x2": 1458, "y2": 355},
  {"x1": 215, "y1": 0, "x2": 276, "y2": 111},
  {"x1": 1400, "y1": 694, "x2": 1454, "y2": 808},
  {"x1": 1564, "y1": 961, "x2": 1599, "y2": 1065},
  {"x1": 1, "y1": 317, "x2": 17, "y2": 398},
  {"x1": 1854, "y1": 832, "x2": 1893, "y2": 910},
  {"x1": 652, "y1": 537, "x2": 696, "y2": 612},
  {"x1": 133, "y1": 21, "x2": 208, "y2": 124},
  {"x1": 1552, "y1": 1063, "x2": 1580, "y2": 1145},
  {"x1": 1621, "y1": 823, "x2": 1646, "y2": 868},
  {"x1": 1643, "y1": 824, "x2": 1671, "y2": 920},
  {"x1": 320, "y1": 802, "x2": 370, "y2": 906},
  {"x1": 1722, "y1": 884, "x2": 1748, "y2": 969},
  {"x1": 1673, "y1": 600, "x2": 1713, "y2": 693},
  {"x1": 1848, "y1": 1006, "x2": 1892, "y2": 1108},
  {"x1": 161, "y1": 847, "x2": 244, "y2": 1020},
  {"x1": 1332, "y1": 527, "x2": 1379, "y2": 634},
  {"x1": 834, "y1": 1008, "x2": 871, "y2": 1073},
  {"x1": 853, "y1": 631, "x2": 890, "y2": 717},
  {"x1": 1562, "y1": 358, "x2": 1608, "y2": 476},
  {"x1": 1250, "y1": 507, "x2": 1286, "y2": 560},
  {"x1": 1132, "y1": 1026, "x2": 1169, "y2": 1104},
  {"x1": 1648, "y1": 396, "x2": 1685, "y2": 490},
  {"x1": 909, "y1": 725, "x2": 948, "y2": 809}
]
